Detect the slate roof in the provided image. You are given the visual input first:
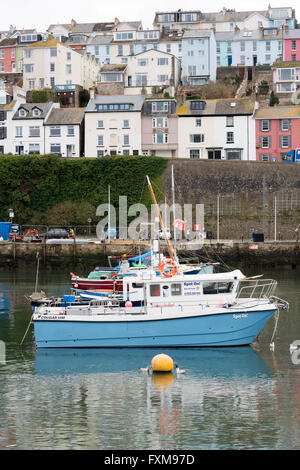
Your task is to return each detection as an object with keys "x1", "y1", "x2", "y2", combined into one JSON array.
[
  {"x1": 86, "y1": 95, "x2": 145, "y2": 112},
  {"x1": 255, "y1": 106, "x2": 300, "y2": 119},
  {"x1": 182, "y1": 30, "x2": 213, "y2": 39},
  {"x1": 26, "y1": 37, "x2": 61, "y2": 48},
  {"x1": 44, "y1": 107, "x2": 85, "y2": 125},
  {"x1": 88, "y1": 35, "x2": 113, "y2": 45},
  {"x1": 0, "y1": 37, "x2": 17, "y2": 47},
  {"x1": 100, "y1": 64, "x2": 127, "y2": 73},
  {"x1": 176, "y1": 98, "x2": 255, "y2": 116},
  {"x1": 12, "y1": 102, "x2": 53, "y2": 120}
]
